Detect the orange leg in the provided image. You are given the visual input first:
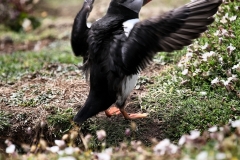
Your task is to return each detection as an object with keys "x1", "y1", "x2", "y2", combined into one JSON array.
[
  {"x1": 120, "y1": 108, "x2": 148, "y2": 120},
  {"x1": 105, "y1": 106, "x2": 121, "y2": 117}
]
